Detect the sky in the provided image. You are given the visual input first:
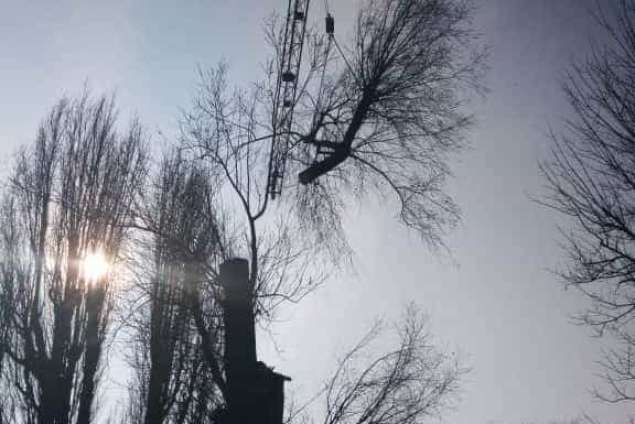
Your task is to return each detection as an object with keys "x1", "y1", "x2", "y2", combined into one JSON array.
[{"x1": 0, "y1": 0, "x2": 631, "y2": 423}]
